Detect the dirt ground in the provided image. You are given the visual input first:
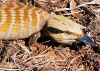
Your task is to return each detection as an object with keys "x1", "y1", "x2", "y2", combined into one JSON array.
[{"x1": 0, "y1": 0, "x2": 100, "y2": 71}]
